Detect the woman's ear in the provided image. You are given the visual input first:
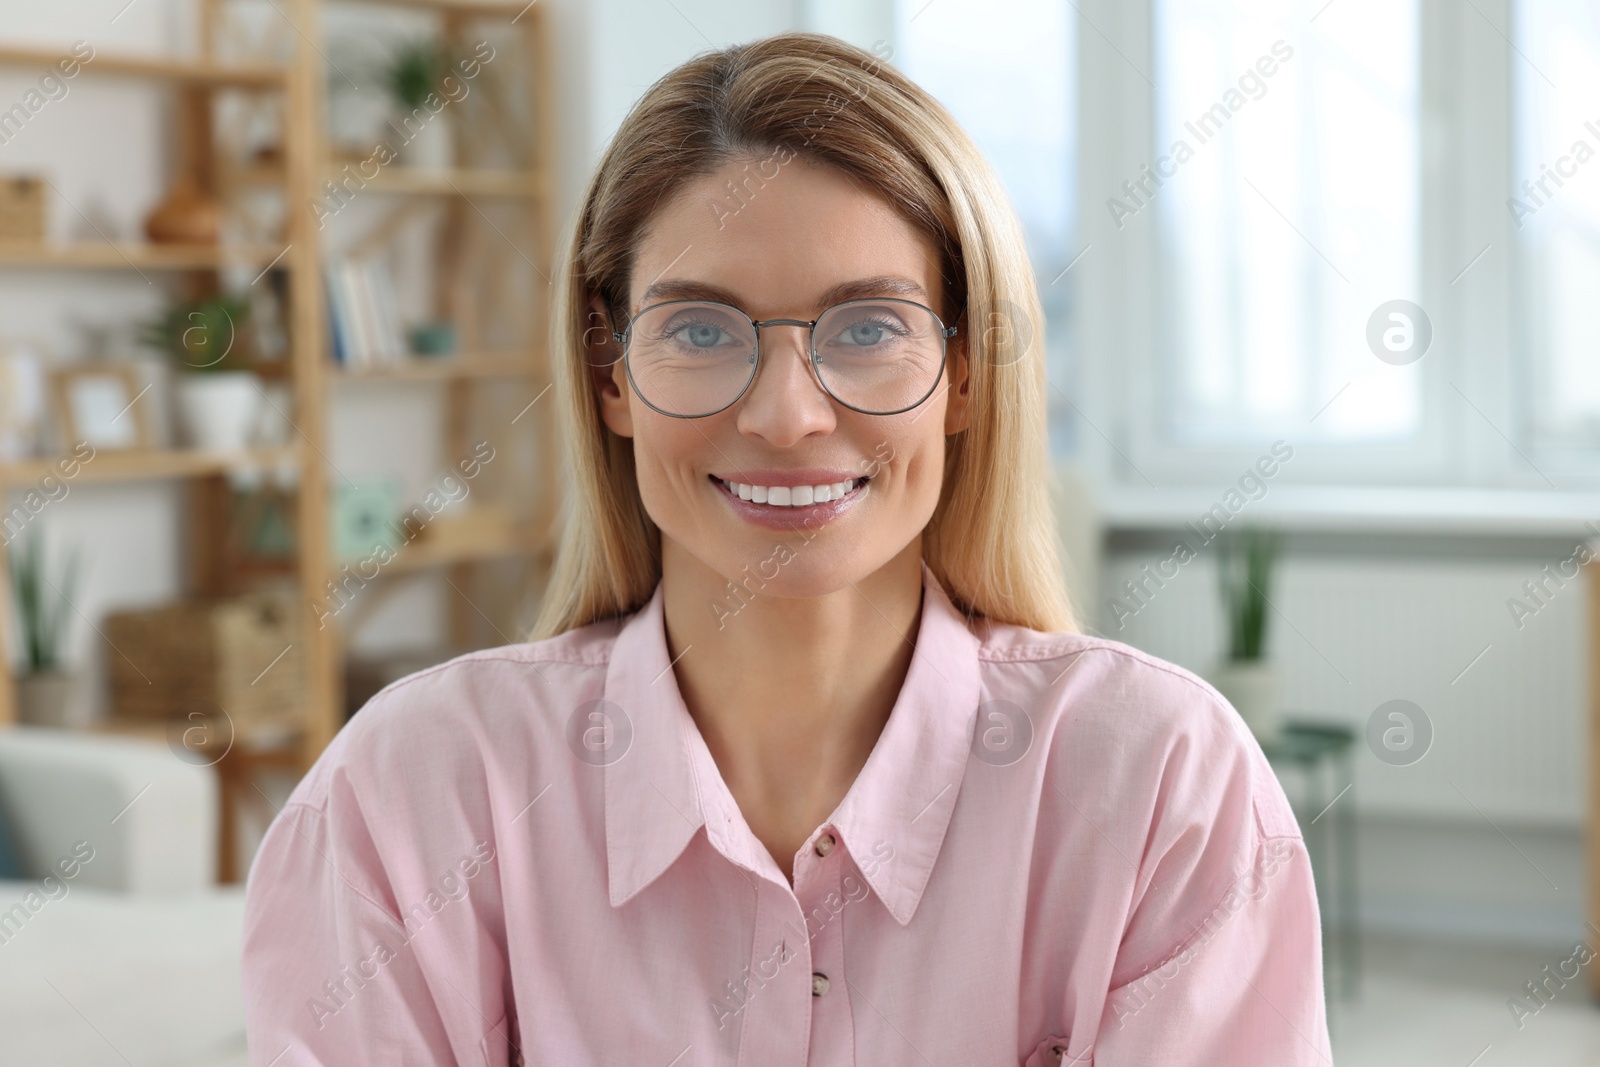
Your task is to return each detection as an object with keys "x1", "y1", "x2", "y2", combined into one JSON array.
[
  {"x1": 943, "y1": 311, "x2": 972, "y2": 435},
  {"x1": 586, "y1": 292, "x2": 635, "y2": 439}
]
